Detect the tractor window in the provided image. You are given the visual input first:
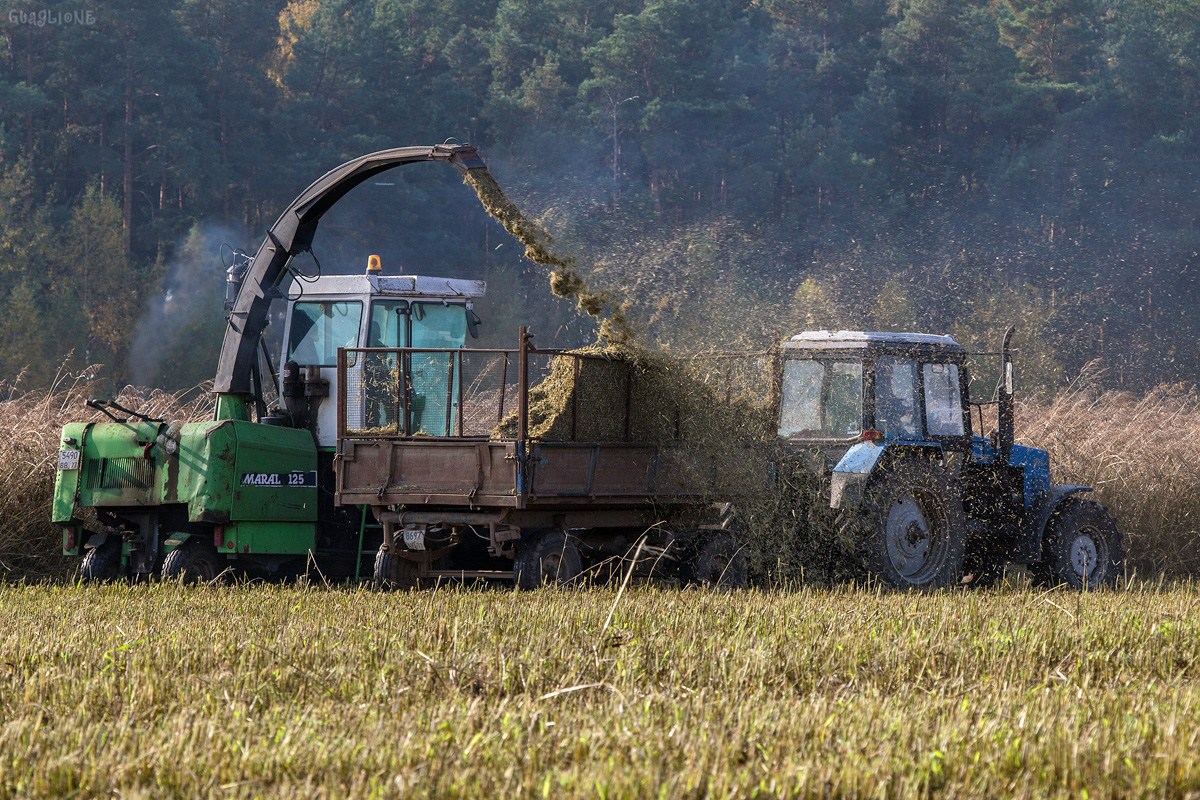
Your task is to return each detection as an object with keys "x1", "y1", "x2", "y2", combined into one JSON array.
[
  {"x1": 923, "y1": 363, "x2": 965, "y2": 436},
  {"x1": 287, "y1": 301, "x2": 363, "y2": 366},
  {"x1": 874, "y1": 357, "x2": 923, "y2": 439},
  {"x1": 779, "y1": 360, "x2": 862, "y2": 438}
]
